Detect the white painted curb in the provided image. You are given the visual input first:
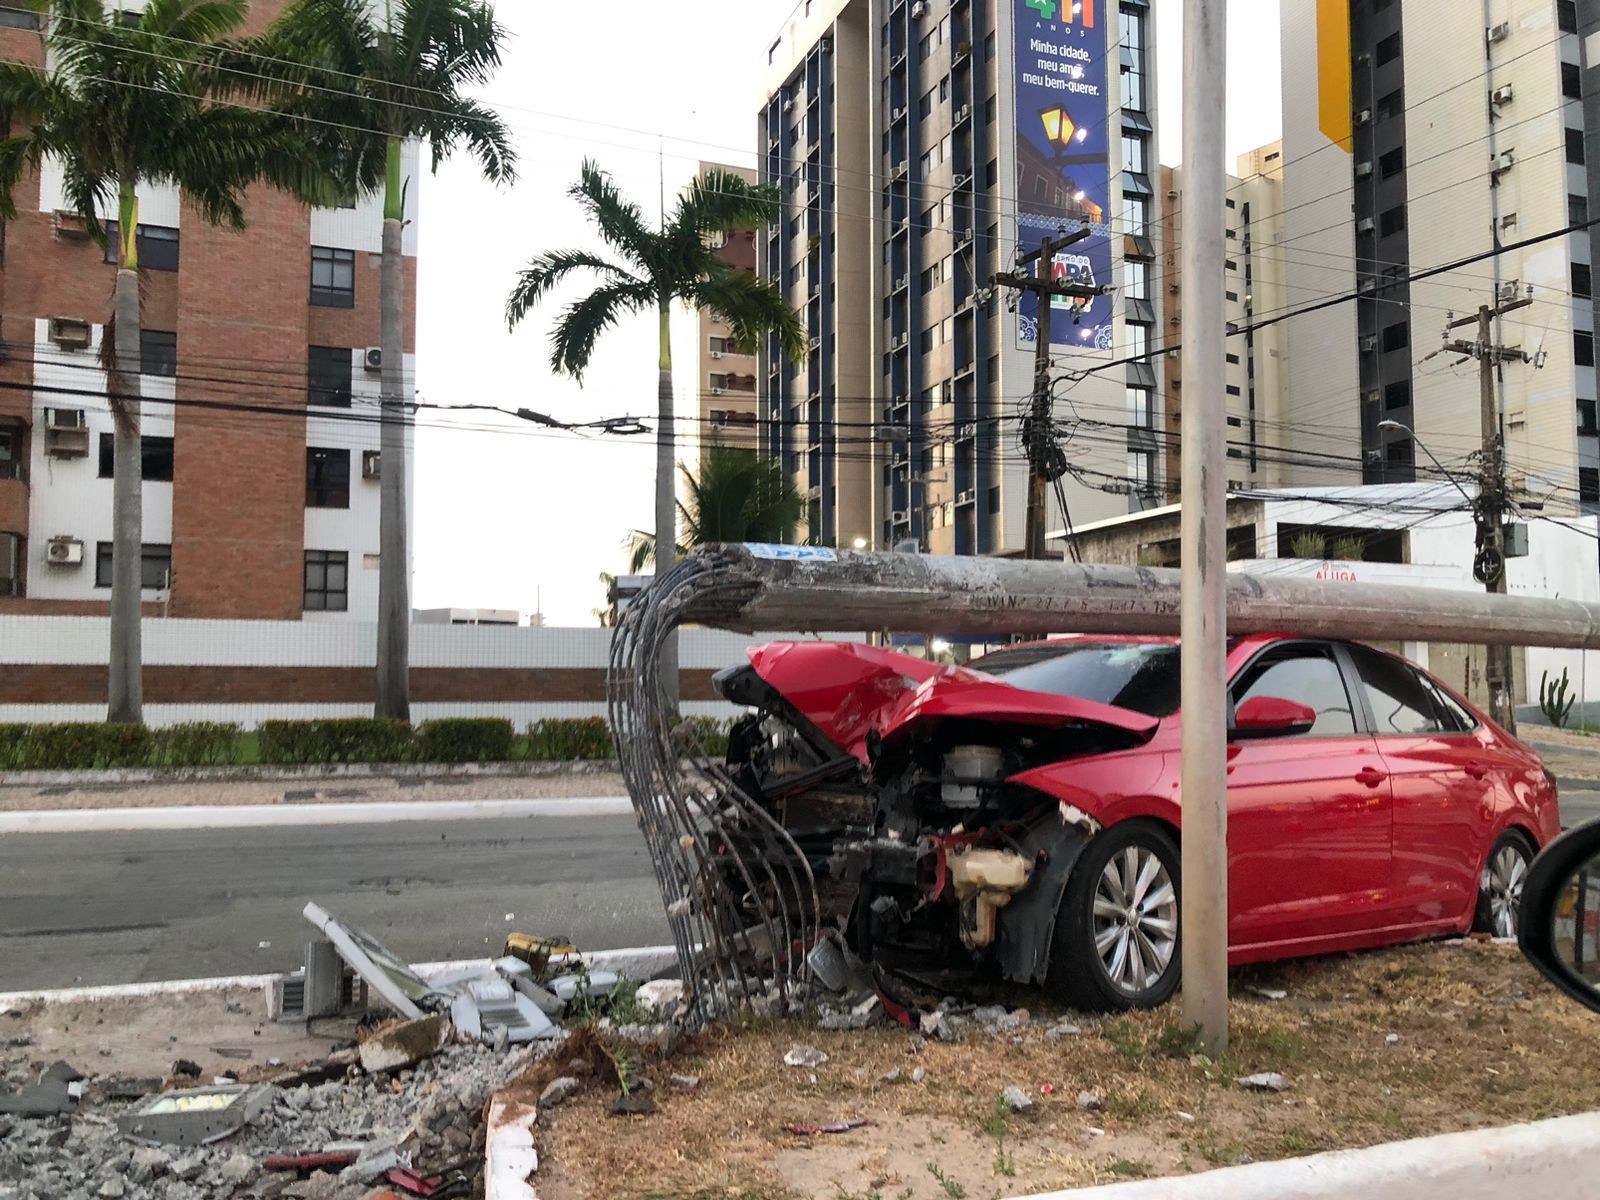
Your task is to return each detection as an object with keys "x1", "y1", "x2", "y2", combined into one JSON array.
[
  {"x1": 0, "y1": 795, "x2": 633, "y2": 834},
  {"x1": 1012, "y1": 1110, "x2": 1600, "y2": 1199},
  {"x1": 484, "y1": 1095, "x2": 540, "y2": 1200},
  {"x1": 0, "y1": 946, "x2": 680, "y2": 1008}
]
